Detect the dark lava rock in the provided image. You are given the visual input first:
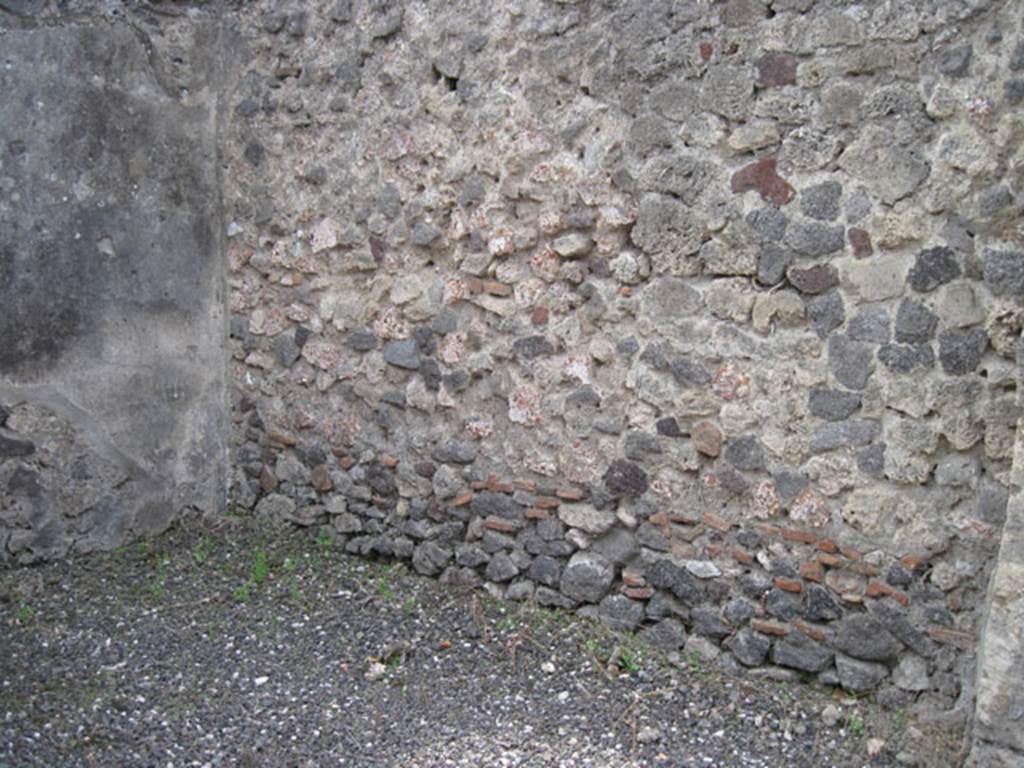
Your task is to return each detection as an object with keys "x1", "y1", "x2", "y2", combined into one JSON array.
[
  {"x1": 834, "y1": 614, "x2": 902, "y2": 661},
  {"x1": 603, "y1": 460, "x2": 649, "y2": 497}
]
